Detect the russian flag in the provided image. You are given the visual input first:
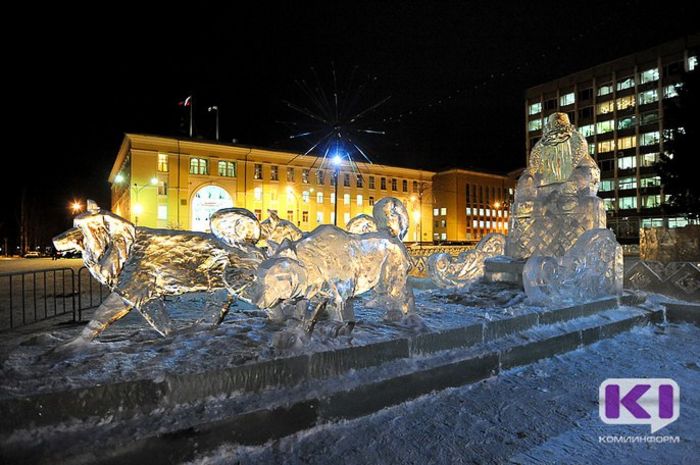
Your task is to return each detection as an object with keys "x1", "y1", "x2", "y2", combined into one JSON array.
[{"x1": 178, "y1": 96, "x2": 192, "y2": 107}]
